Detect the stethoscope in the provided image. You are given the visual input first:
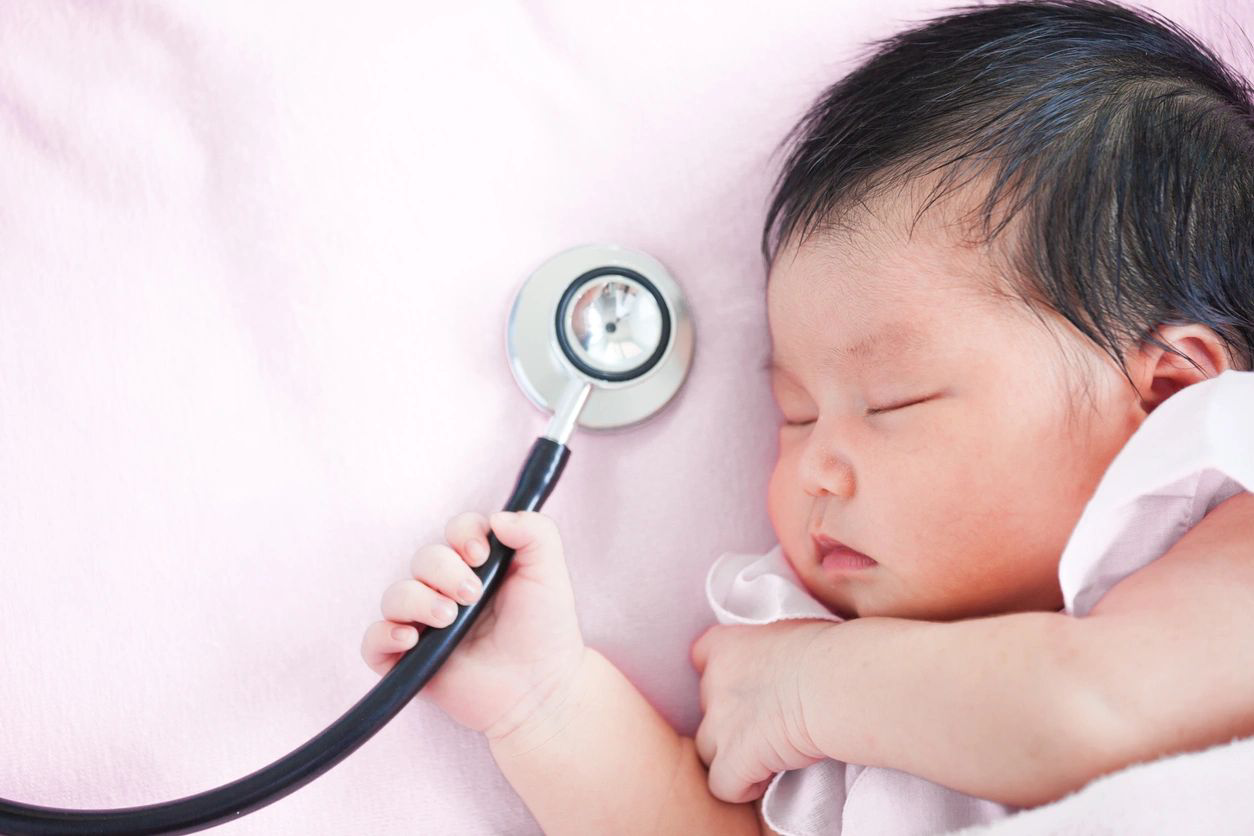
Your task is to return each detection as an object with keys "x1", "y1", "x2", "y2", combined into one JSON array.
[{"x1": 0, "y1": 244, "x2": 695, "y2": 835}]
